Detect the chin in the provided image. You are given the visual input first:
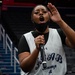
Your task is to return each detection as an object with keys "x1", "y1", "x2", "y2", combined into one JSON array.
[{"x1": 39, "y1": 21, "x2": 47, "y2": 24}]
